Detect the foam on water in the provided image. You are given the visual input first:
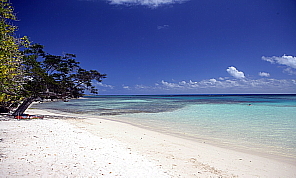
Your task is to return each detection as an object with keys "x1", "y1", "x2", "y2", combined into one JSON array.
[{"x1": 33, "y1": 94, "x2": 296, "y2": 163}]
